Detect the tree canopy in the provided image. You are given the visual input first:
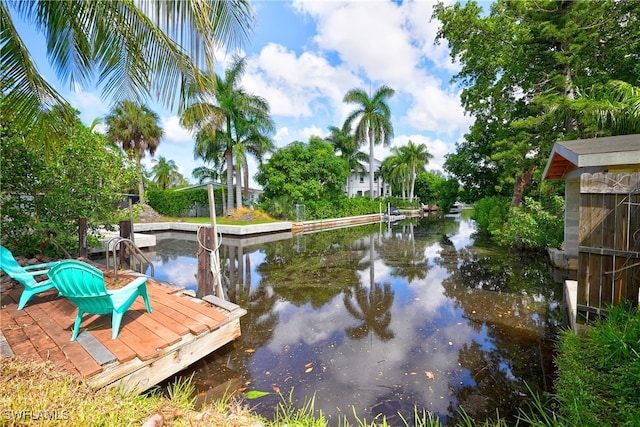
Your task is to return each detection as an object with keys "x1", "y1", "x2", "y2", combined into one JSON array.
[
  {"x1": 1, "y1": 114, "x2": 137, "y2": 256},
  {"x1": 105, "y1": 100, "x2": 163, "y2": 202},
  {"x1": 435, "y1": 0, "x2": 640, "y2": 206},
  {"x1": 255, "y1": 136, "x2": 349, "y2": 218}
]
